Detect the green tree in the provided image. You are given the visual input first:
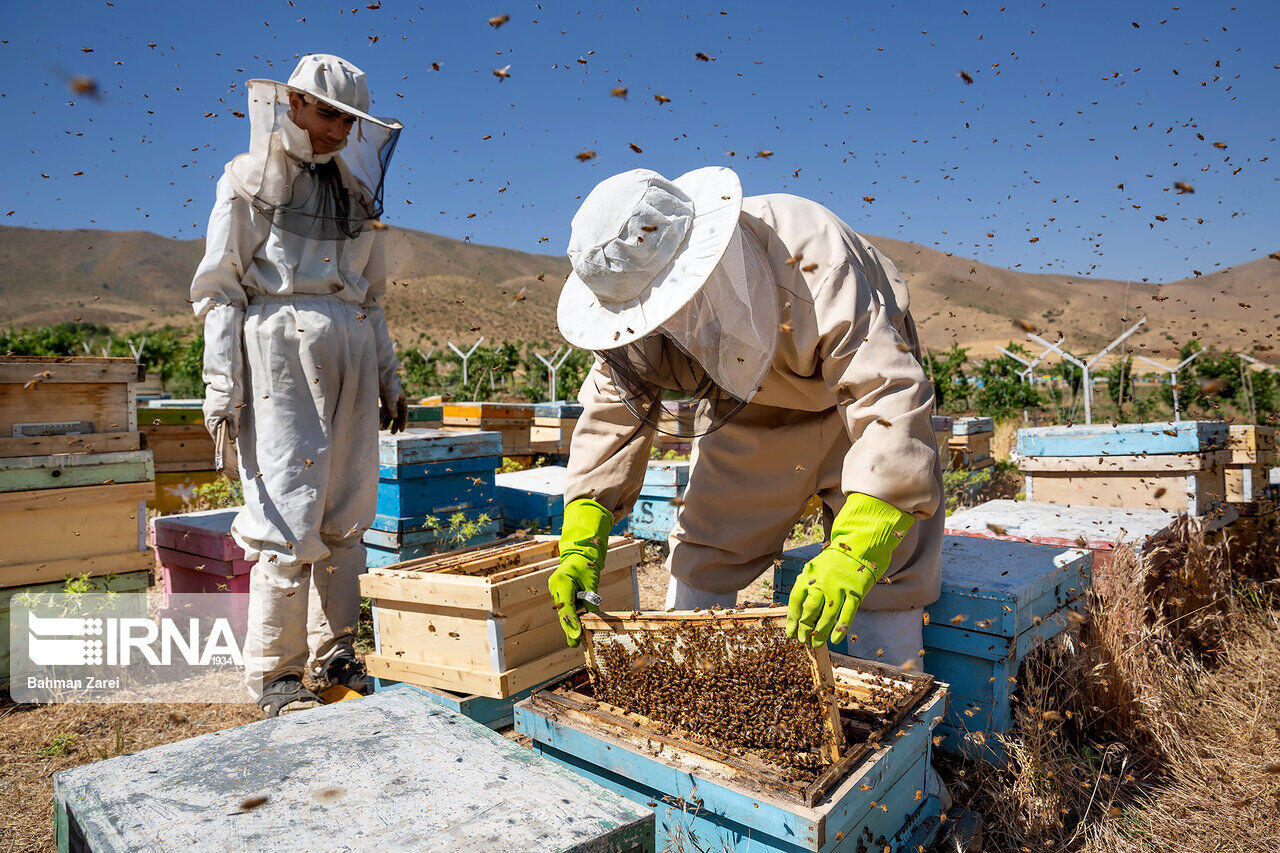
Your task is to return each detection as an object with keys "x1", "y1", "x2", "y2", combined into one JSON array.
[
  {"x1": 973, "y1": 344, "x2": 1042, "y2": 420},
  {"x1": 924, "y1": 344, "x2": 970, "y2": 412}
]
